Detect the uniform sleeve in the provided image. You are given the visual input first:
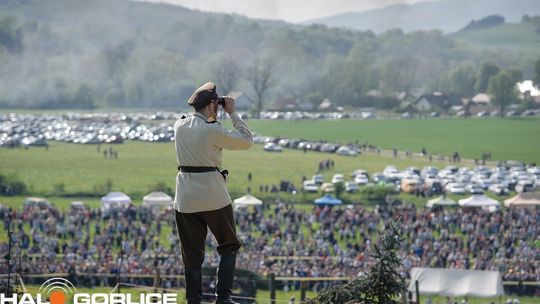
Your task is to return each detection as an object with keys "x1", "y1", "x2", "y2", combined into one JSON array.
[{"x1": 212, "y1": 112, "x2": 253, "y2": 150}]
